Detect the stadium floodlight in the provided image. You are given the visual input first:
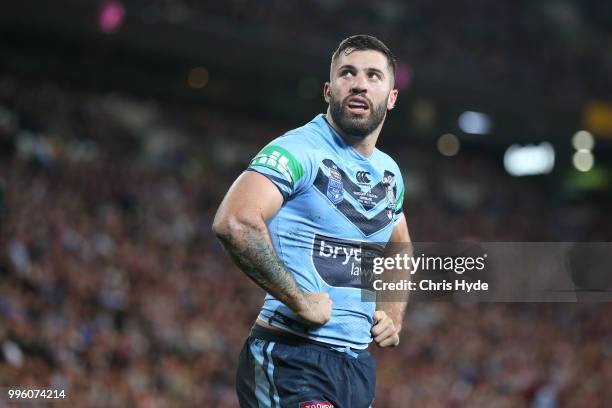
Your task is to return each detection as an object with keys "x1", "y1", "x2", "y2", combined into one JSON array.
[
  {"x1": 503, "y1": 142, "x2": 555, "y2": 176},
  {"x1": 437, "y1": 133, "x2": 460, "y2": 157},
  {"x1": 458, "y1": 111, "x2": 492, "y2": 135},
  {"x1": 572, "y1": 130, "x2": 595, "y2": 151},
  {"x1": 573, "y1": 150, "x2": 594, "y2": 172}
]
